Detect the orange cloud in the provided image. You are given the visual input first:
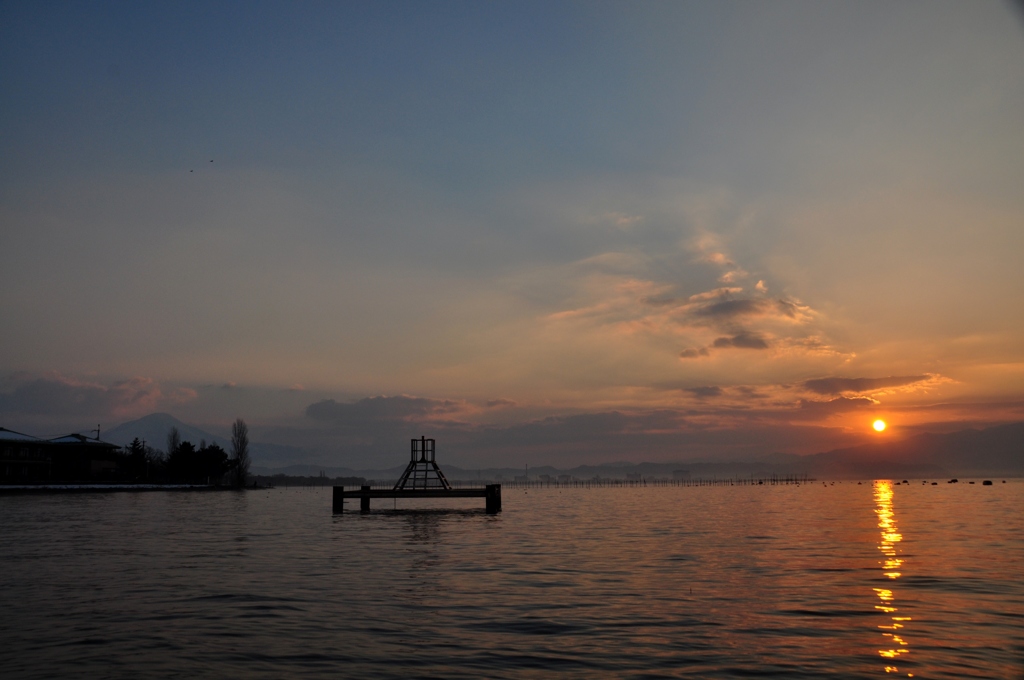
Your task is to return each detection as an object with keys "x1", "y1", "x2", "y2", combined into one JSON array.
[{"x1": 0, "y1": 373, "x2": 197, "y2": 420}]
